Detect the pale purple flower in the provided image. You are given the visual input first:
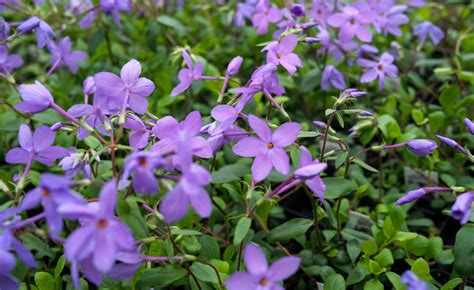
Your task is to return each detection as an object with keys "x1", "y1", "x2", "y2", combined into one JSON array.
[
  {"x1": 14, "y1": 81, "x2": 54, "y2": 114},
  {"x1": 321, "y1": 65, "x2": 346, "y2": 91},
  {"x1": 226, "y1": 56, "x2": 243, "y2": 76},
  {"x1": 436, "y1": 135, "x2": 465, "y2": 154},
  {"x1": 396, "y1": 187, "x2": 450, "y2": 205},
  {"x1": 20, "y1": 174, "x2": 85, "y2": 234},
  {"x1": 290, "y1": 4, "x2": 305, "y2": 18},
  {"x1": 295, "y1": 146, "x2": 327, "y2": 201},
  {"x1": 59, "y1": 149, "x2": 92, "y2": 179},
  {"x1": 201, "y1": 122, "x2": 247, "y2": 153},
  {"x1": 48, "y1": 37, "x2": 88, "y2": 74},
  {"x1": 211, "y1": 102, "x2": 245, "y2": 129},
  {"x1": 232, "y1": 115, "x2": 300, "y2": 182},
  {"x1": 0, "y1": 45, "x2": 23, "y2": 74},
  {"x1": 160, "y1": 163, "x2": 212, "y2": 222},
  {"x1": 251, "y1": 0, "x2": 283, "y2": 35},
  {"x1": 327, "y1": 6, "x2": 372, "y2": 43},
  {"x1": 359, "y1": 52, "x2": 398, "y2": 90},
  {"x1": 94, "y1": 59, "x2": 155, "y2": 115},
  {"x1": 451, "y1": 192, "x2": 474, "y2": 224},
  {"x1": 225, "y1": 243, "x2": 300, "y2": 290},
  {"x1": 464, "y1": 118, "x2": 474, "y2": 135},
  {"x1": 100, "y1": 0, "x2": 132, "y2": 26},
  {"x1": 70, "y1": 0, "x2": 97, "y2": 29},
  {"x1": 405, "y1": 139, "x2": 437, "y2": 156},
  {"x1": 170, "y1": 50, "x2": 203, "y2": 96},
  {"x1": 413, "y1": 21, "x2": 444, "y2": 46},
  {"x1": 124, "y1": 115, "x2": 150, "y2": 149},
  {"x1": 262, "y1": 34, "x2": 303, "y2": 75},
  {"x1": 17, "y1": 16, "x2": 55, "y2": 48},
  {"x1": 235, "y1": 0, "x2": 257, "y2": 26},
  {"x1": 83, "y1": 76, "x2": 96, "y2": 95},
  {"x1": 6, "y1": 125, "x2": 68, "y2": 167},
  {"x1": 315, "y1": 28, "x2": 355, "y2": 62},
  {"x1": 0, "y1": 17, "x2": 10, "y2": 41},
  {"x1": 379, "y1": 5, "x2": 409, "y2": 37},
  {"x1": 310, "y1": 0, "x2": 330, "y2": 26},
  {"x1": 59, "y1": 181, "x2": 137, "y2": 288},
  {"x1": 121, "y1": 151, "x2": 164, "y2": 194},
  {"x1": 401, "y1": 270, "x2": 428, "y2": 290}
]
